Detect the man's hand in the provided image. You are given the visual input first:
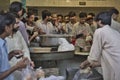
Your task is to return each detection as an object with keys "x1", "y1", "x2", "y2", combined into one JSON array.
[
  {"x1": 9, "y1": 50, "x2": 23, "y2": 60},
  {"x1": 30, "y1": 61, "x2": 35, "y2": 68},
  {"x1": 80, "y1": 60, "x2": 91, "y2": 69},
  {"x1": 80, "y1": 60, "x2": 101, "y2": 69},
  {"x1": 15, "y1": 57, "x2": 28, "y2": 69}
]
